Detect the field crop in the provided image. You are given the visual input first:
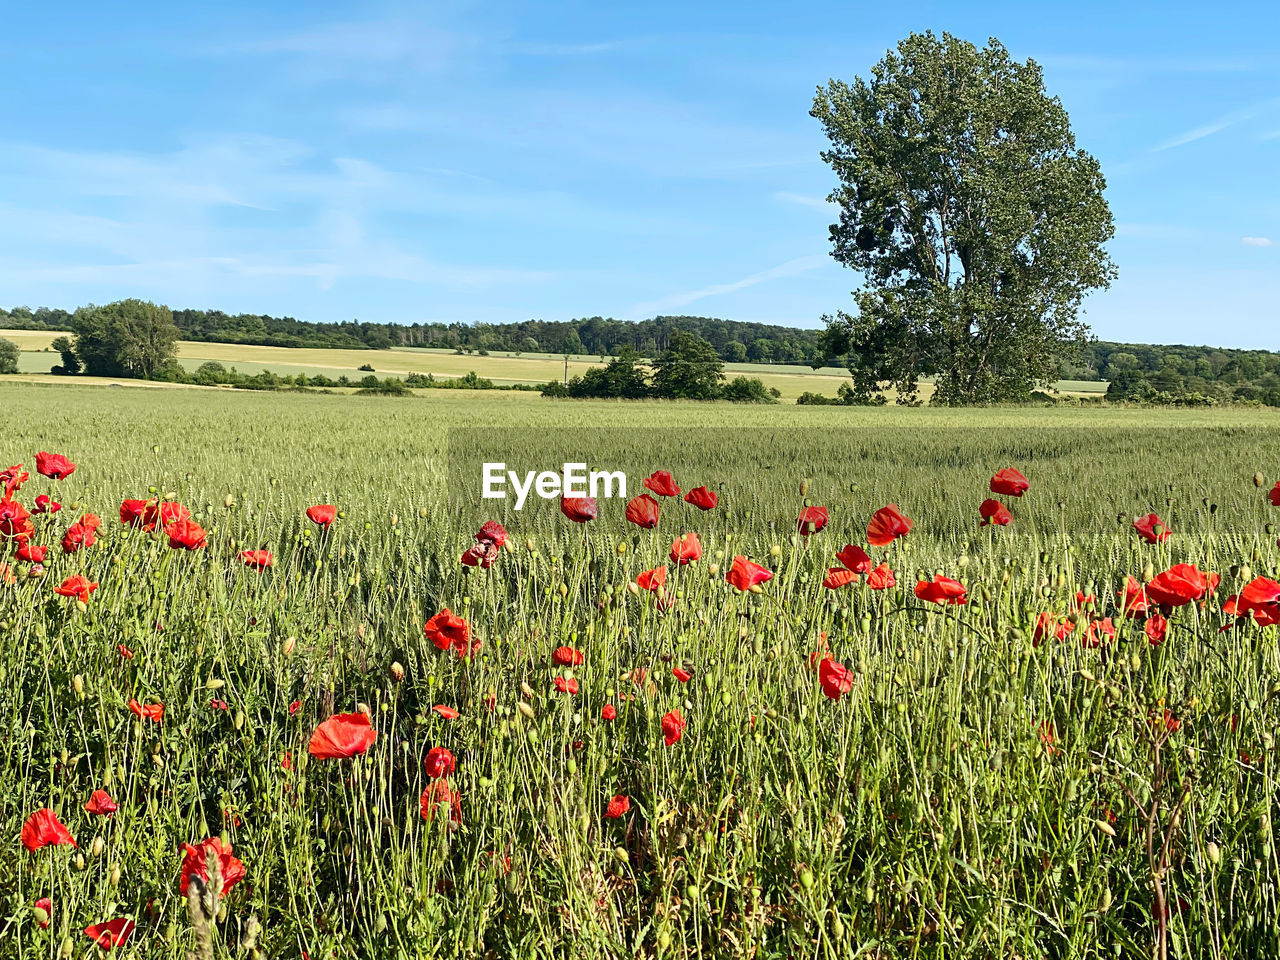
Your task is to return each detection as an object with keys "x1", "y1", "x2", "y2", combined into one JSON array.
[{"x1": 2, "y1": 383, "x2": 1279, "y2": 959}]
